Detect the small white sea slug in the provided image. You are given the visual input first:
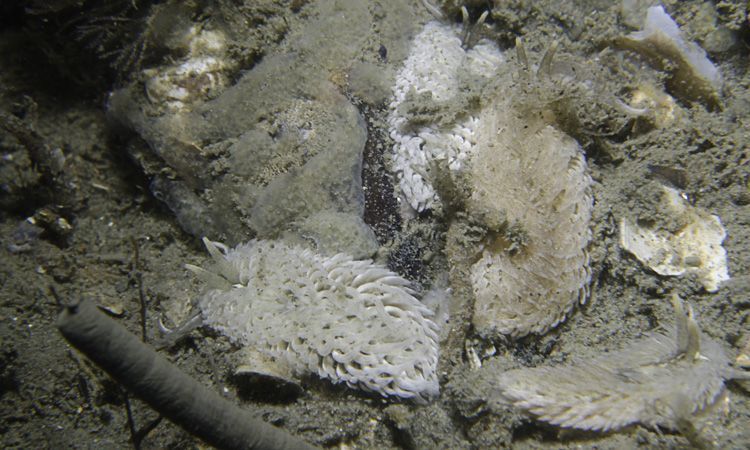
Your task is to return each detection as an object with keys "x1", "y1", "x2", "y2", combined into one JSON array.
[
  {"x1": 188, "y1": 238, "x2": 441, "y2": 401},
  {"x1": 388, "y1": 21, "x2": 504, "y2": 212}
]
